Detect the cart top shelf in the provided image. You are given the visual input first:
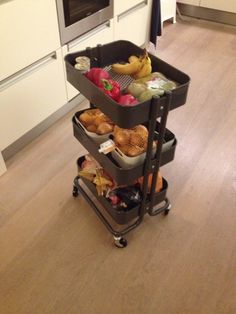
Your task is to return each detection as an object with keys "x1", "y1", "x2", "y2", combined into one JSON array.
[{"x1": 65, "y1": 40, "x2": 190, "y2": 128}]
